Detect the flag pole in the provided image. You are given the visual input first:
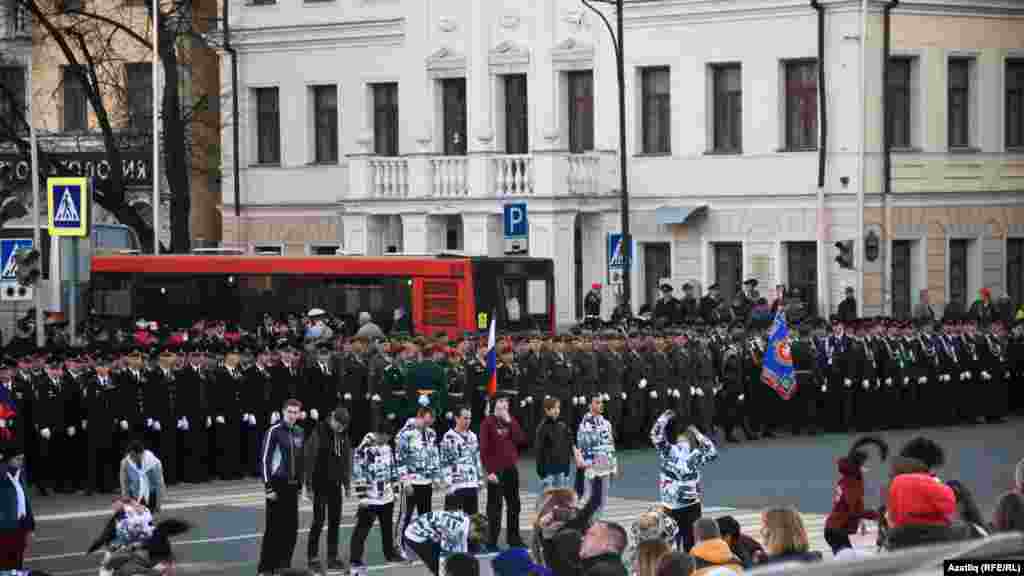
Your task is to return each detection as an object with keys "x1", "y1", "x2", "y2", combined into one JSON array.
[{"x1": 151, "y1": 0, "x2": 160, "y2": 254}]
